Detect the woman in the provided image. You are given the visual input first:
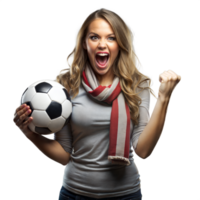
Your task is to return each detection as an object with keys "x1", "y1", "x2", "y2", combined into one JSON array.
[{"x1": 13, "y1": 8, "x2": 181, "y2": 200}]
